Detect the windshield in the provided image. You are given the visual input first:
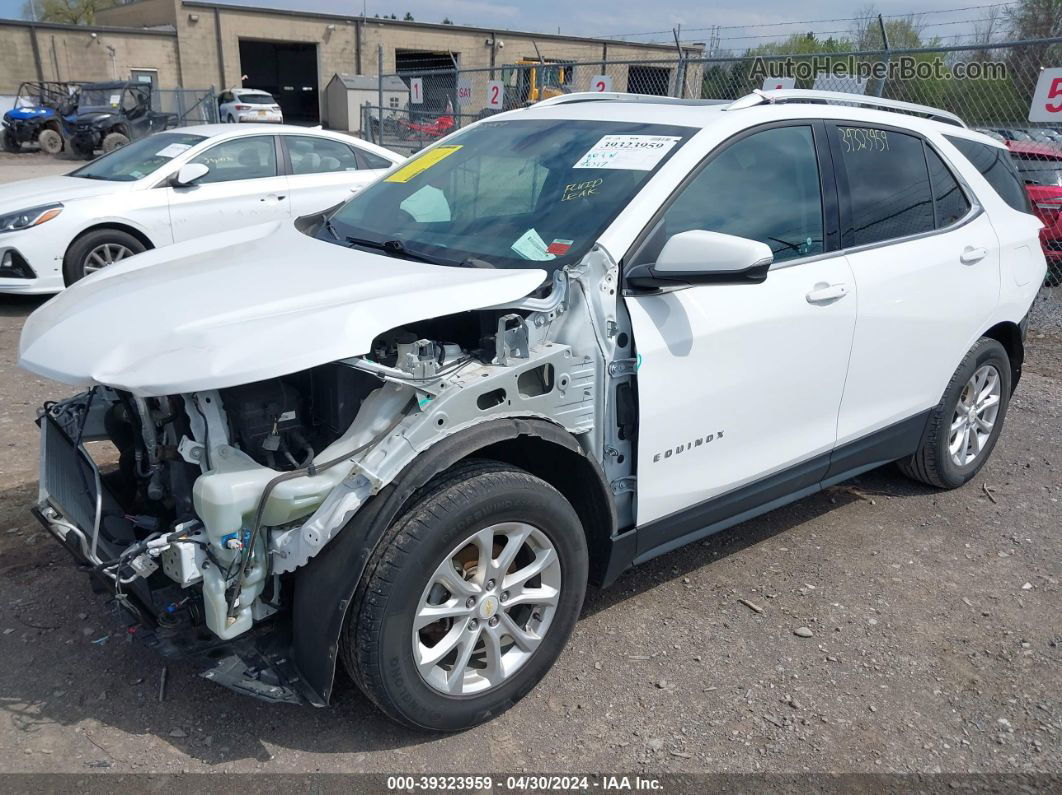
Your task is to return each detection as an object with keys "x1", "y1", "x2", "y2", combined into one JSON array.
[
  {"x1": 78, "y1": 88, "x2": 123, "y2": 110},
  {"x1": 326, "y1": 119, "x2": 695, "y2": 269},
  {"x1": 69, "y1": 132, "x2": 206, "y2": 182},
  {"x1": 237, "y1": 92, "x2": 276, "y2": 105},
  {"x1": 1014, "y1": 155, "x2": 1062, "y2": 187}
]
